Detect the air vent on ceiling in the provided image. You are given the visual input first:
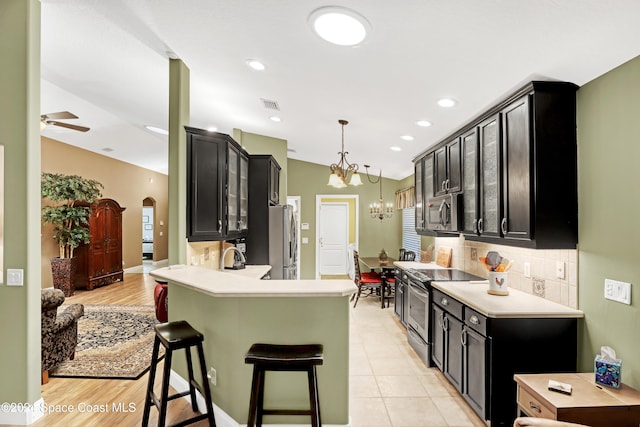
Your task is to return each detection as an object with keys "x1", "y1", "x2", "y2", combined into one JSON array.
[
  {"x1": 102, "y1": 147, "x2": 114, "y2": 152},
  {"x1": 261, "y1": 98, "x2": 280, "y2": 111}
]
